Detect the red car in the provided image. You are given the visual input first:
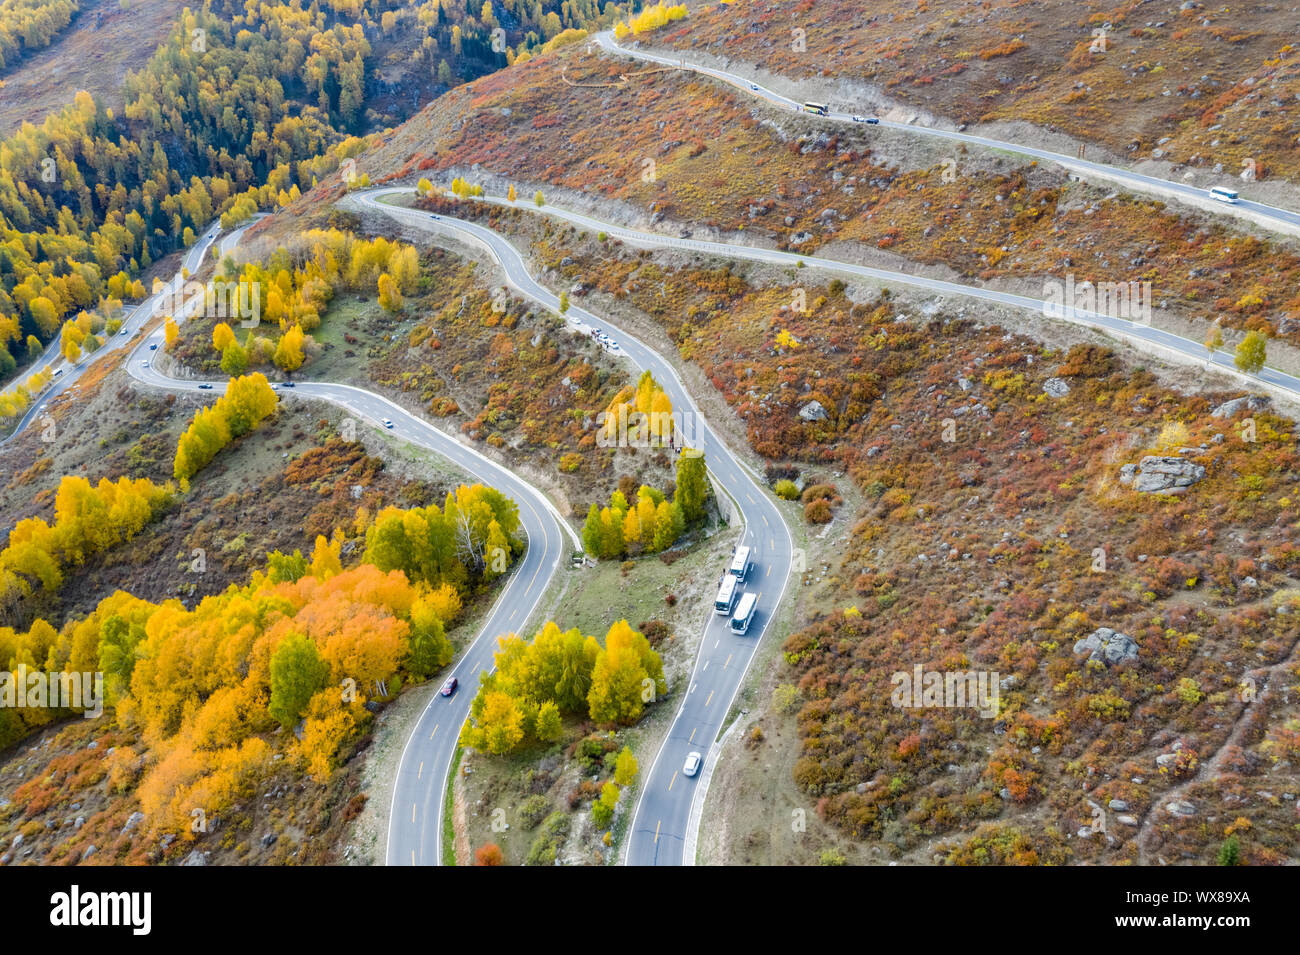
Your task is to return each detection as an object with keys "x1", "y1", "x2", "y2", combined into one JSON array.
[{"x1": 440, "y1": 677, "x2": 458, "y2": 697}]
